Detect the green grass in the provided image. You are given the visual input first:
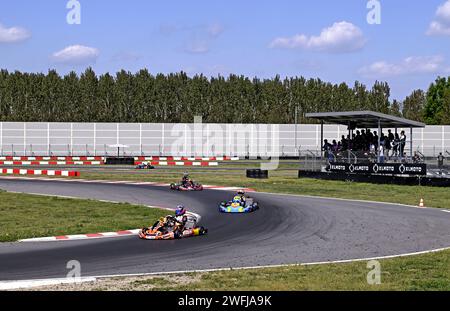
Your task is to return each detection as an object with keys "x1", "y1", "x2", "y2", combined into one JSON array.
[
  {"x1": 152, "y1": 249, "x2": 450, "y2": 291},
  {"x1": 76, "y1": 170, "x2": 450, "y2": 209},
  {"x1": 0, "y1": 190, "x2": 168, "y2": 242},
  {"x1": 65, "y1": 249, "x2": 449, "y2": 291}
]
